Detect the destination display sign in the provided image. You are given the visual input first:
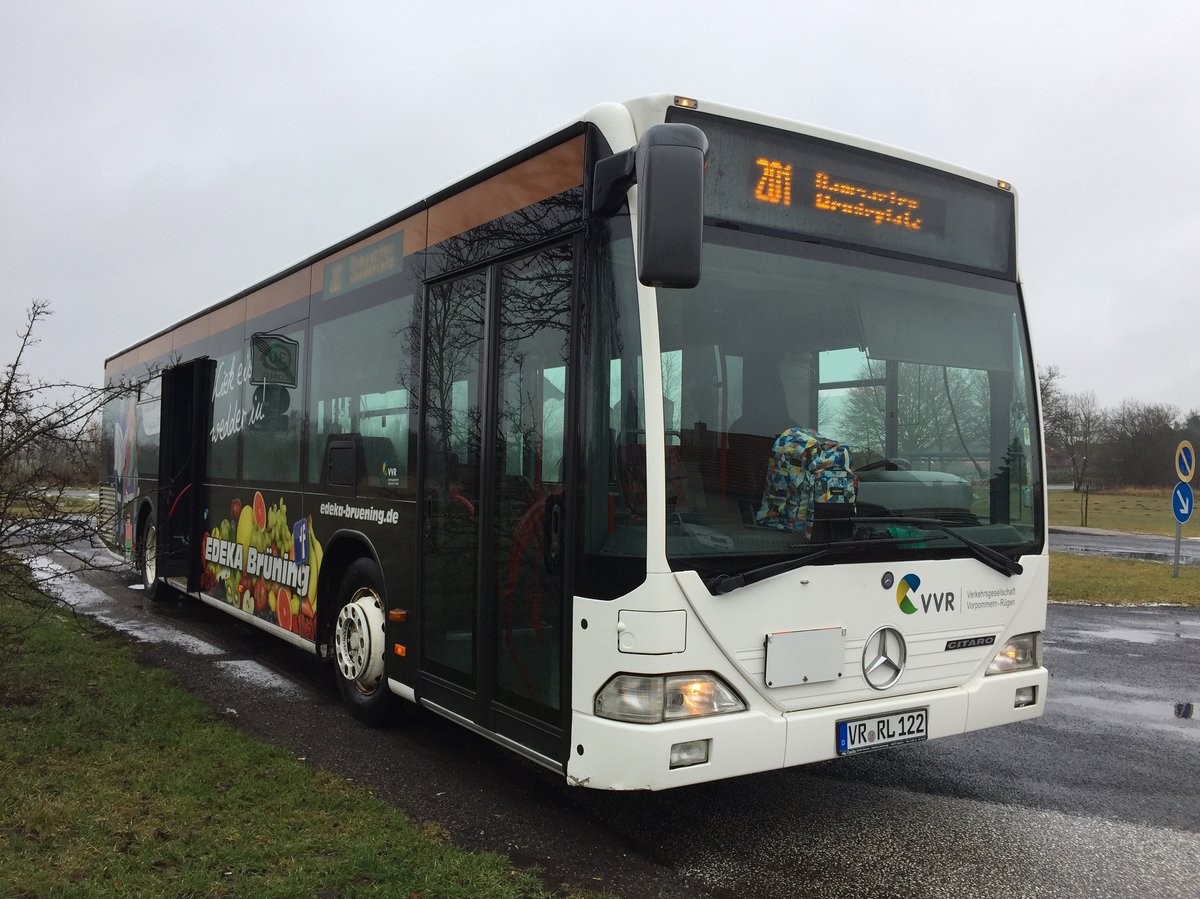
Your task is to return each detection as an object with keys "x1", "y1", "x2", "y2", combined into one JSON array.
[
  {"x1": 669, "y1": 108, "x2": 1015, "y2": 277},
  {"x1": 323, "y1": 231, "x2": 405, "y2": 299}
]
